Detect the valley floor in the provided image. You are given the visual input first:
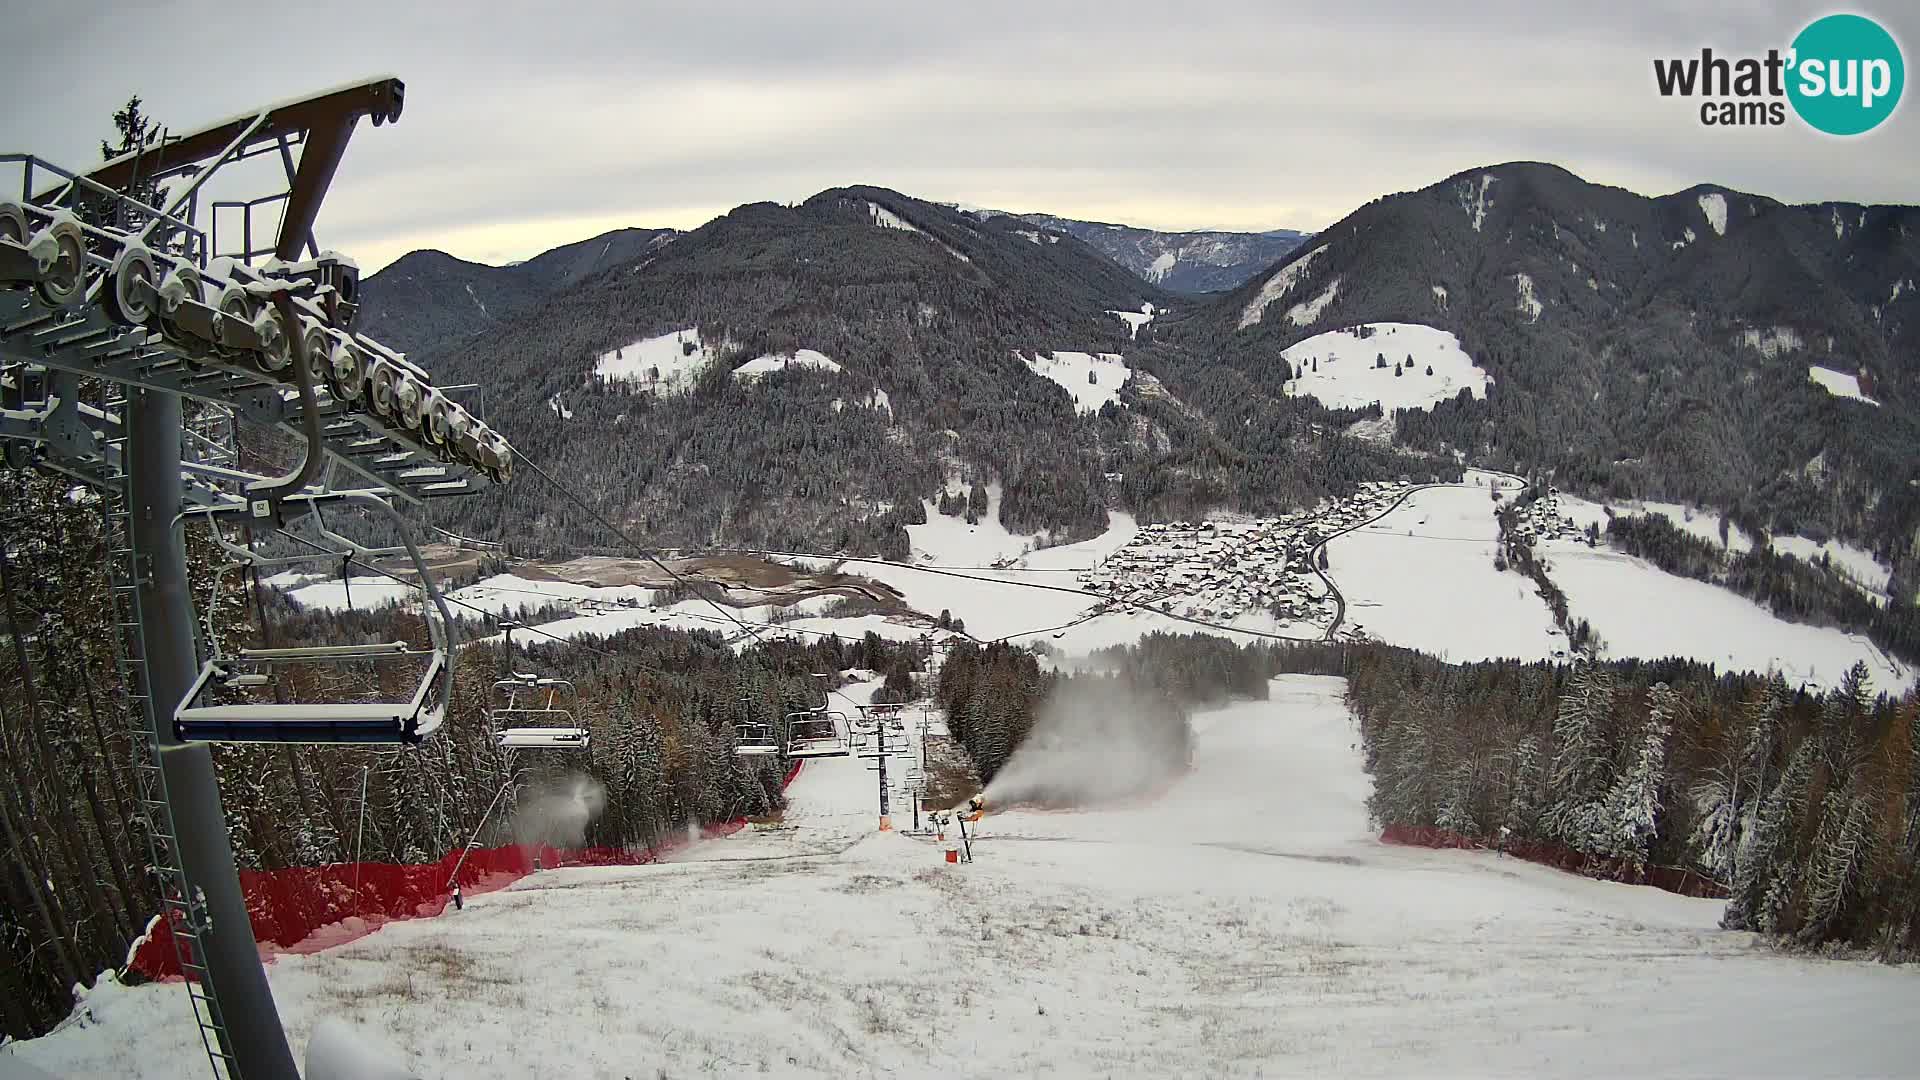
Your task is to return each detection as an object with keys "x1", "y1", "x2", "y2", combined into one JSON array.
[{"x1": 8, "y1": 677, "x2": 1917, "y2": 1079}]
